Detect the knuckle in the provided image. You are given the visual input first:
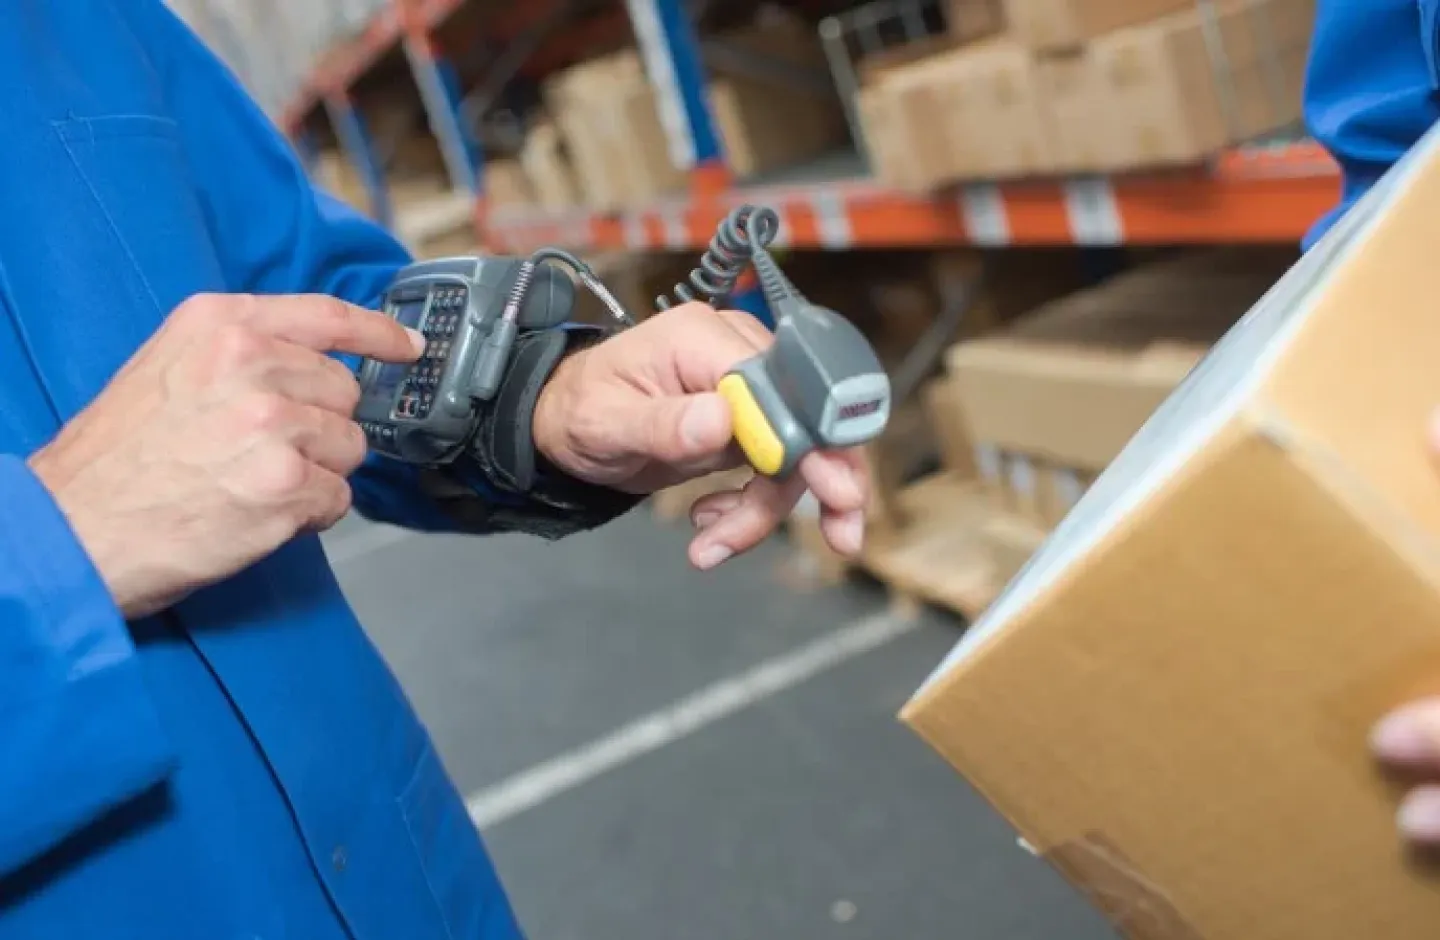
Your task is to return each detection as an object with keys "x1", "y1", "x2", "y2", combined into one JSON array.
[
  {"x1": 256, "y1": 448, "x2": 311, "y2": 499},
  {"x1": 174, "y1": 292, "x2": 220, "y2": 324},
  {"x1": 236, "y1": 390, "x2": 295, "y2": 434},
  {"x1": 213, "y1": 321, "x2": 267, "y2": 369}
]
